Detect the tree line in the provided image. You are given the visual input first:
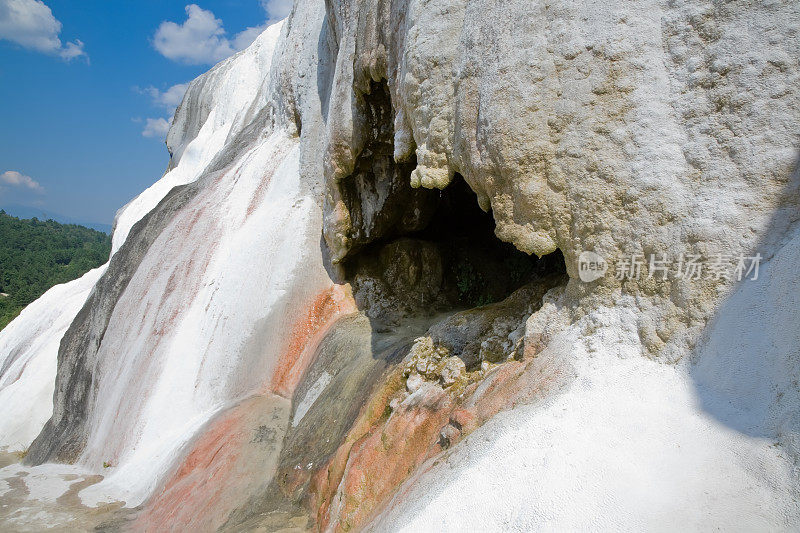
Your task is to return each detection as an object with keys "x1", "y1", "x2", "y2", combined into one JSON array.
[{"x1": 0, "y1": 211, "x2": 111, "y2": 331}]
